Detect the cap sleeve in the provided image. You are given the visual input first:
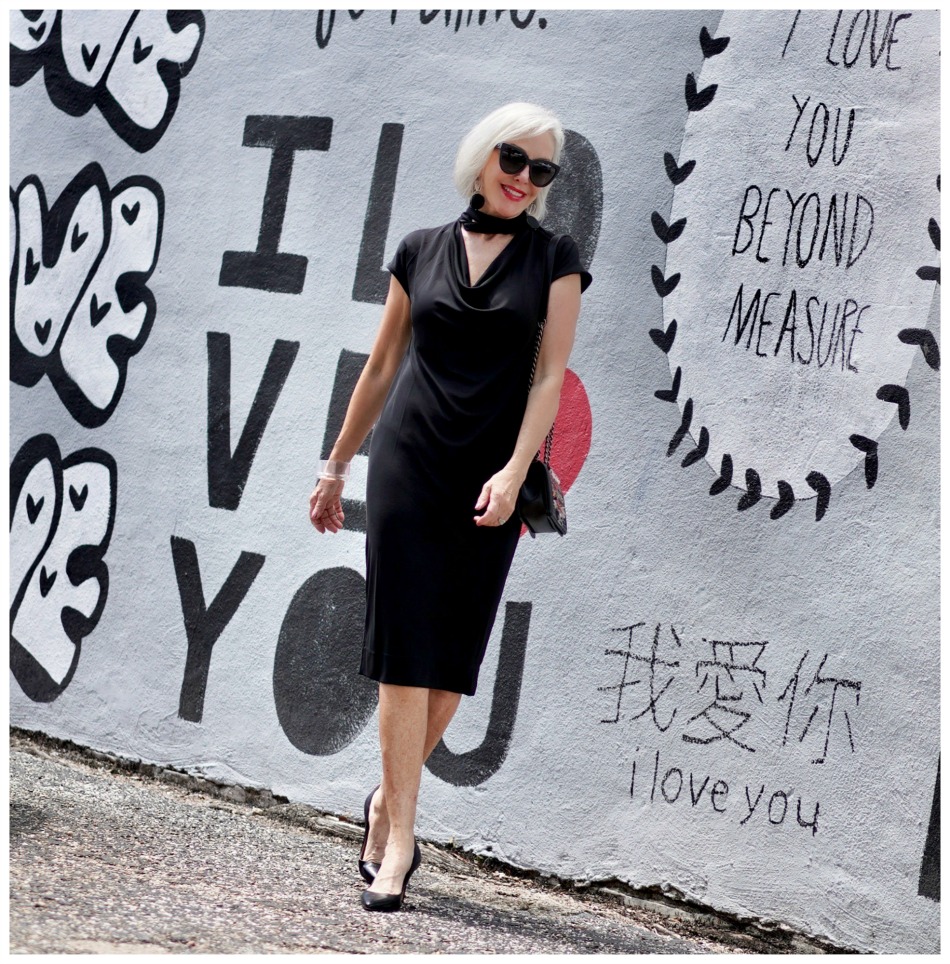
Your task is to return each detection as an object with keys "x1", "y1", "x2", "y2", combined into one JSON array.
[
  {"x1": 386, "y1": 233, "x2": 418, "y2": 298},
  {"x1": 552, "y1": 234, "x2": 592, "y2": 293}
]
